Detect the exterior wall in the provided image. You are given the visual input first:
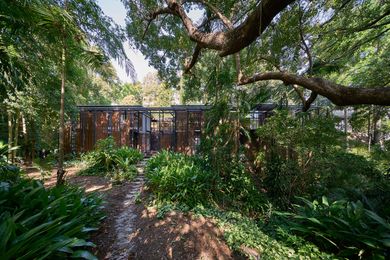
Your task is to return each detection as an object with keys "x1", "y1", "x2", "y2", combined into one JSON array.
[
  {"x1": 68, "y1": 106, "x2": 208, "y2": 155},
  {"x1": 65, "y1": 105, "x2": 274, "y2": 155}
]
